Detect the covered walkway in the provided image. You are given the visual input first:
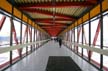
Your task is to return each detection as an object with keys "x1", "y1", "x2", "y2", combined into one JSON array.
[
  {"x1": 0, "y1": 0, "x2": 108, "y2": 71},
  {"x1": 5, "y1": 41, "x2": 98, "y2": 71}
]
